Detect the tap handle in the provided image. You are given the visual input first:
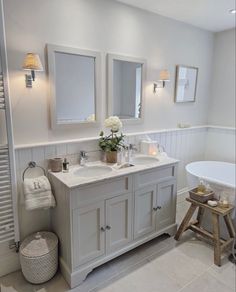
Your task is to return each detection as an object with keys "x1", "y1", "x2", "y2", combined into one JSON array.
[
  {"x1": 80, "y1": 150, "x2": 88, "y2": 158},
  {"x1": 129, "y1": 144, "x2": 137, "y2": 151},
  {"x1": 158, "y1": 144, "x2": 165, "y2": 153}
]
